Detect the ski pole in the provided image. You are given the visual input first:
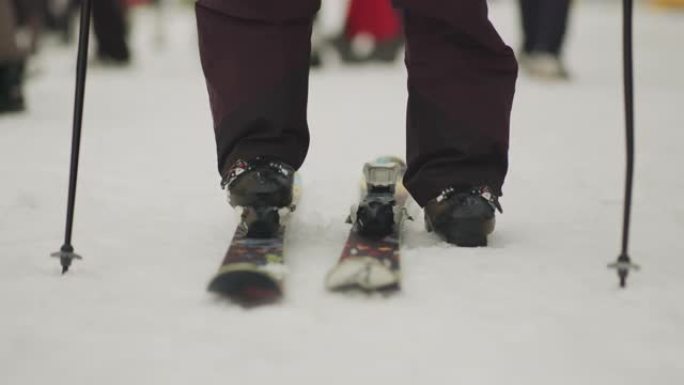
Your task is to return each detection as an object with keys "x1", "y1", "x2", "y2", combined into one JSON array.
[
  {"x1": 608, "y1": 0, "x2": 640, "y2": 287},
  {"x1": 51, "y1": 0, "x2": 93, "y2": 274}
]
